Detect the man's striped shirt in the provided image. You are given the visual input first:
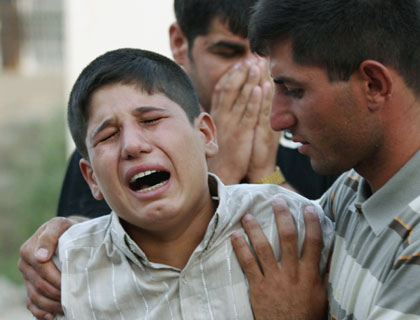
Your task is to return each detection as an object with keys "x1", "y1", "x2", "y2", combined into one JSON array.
[{"x1": 321, "y1": 149, "x2": 420, "y2": 319}]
